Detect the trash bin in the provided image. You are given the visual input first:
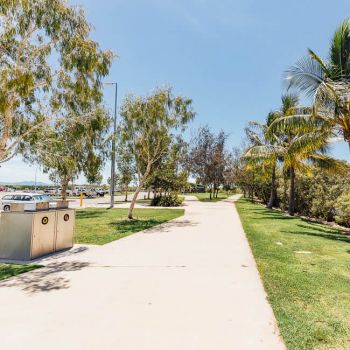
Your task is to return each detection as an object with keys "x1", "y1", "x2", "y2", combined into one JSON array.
[{"x1": 0, "y1": 205, "x2": 75, "y2": 261}]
